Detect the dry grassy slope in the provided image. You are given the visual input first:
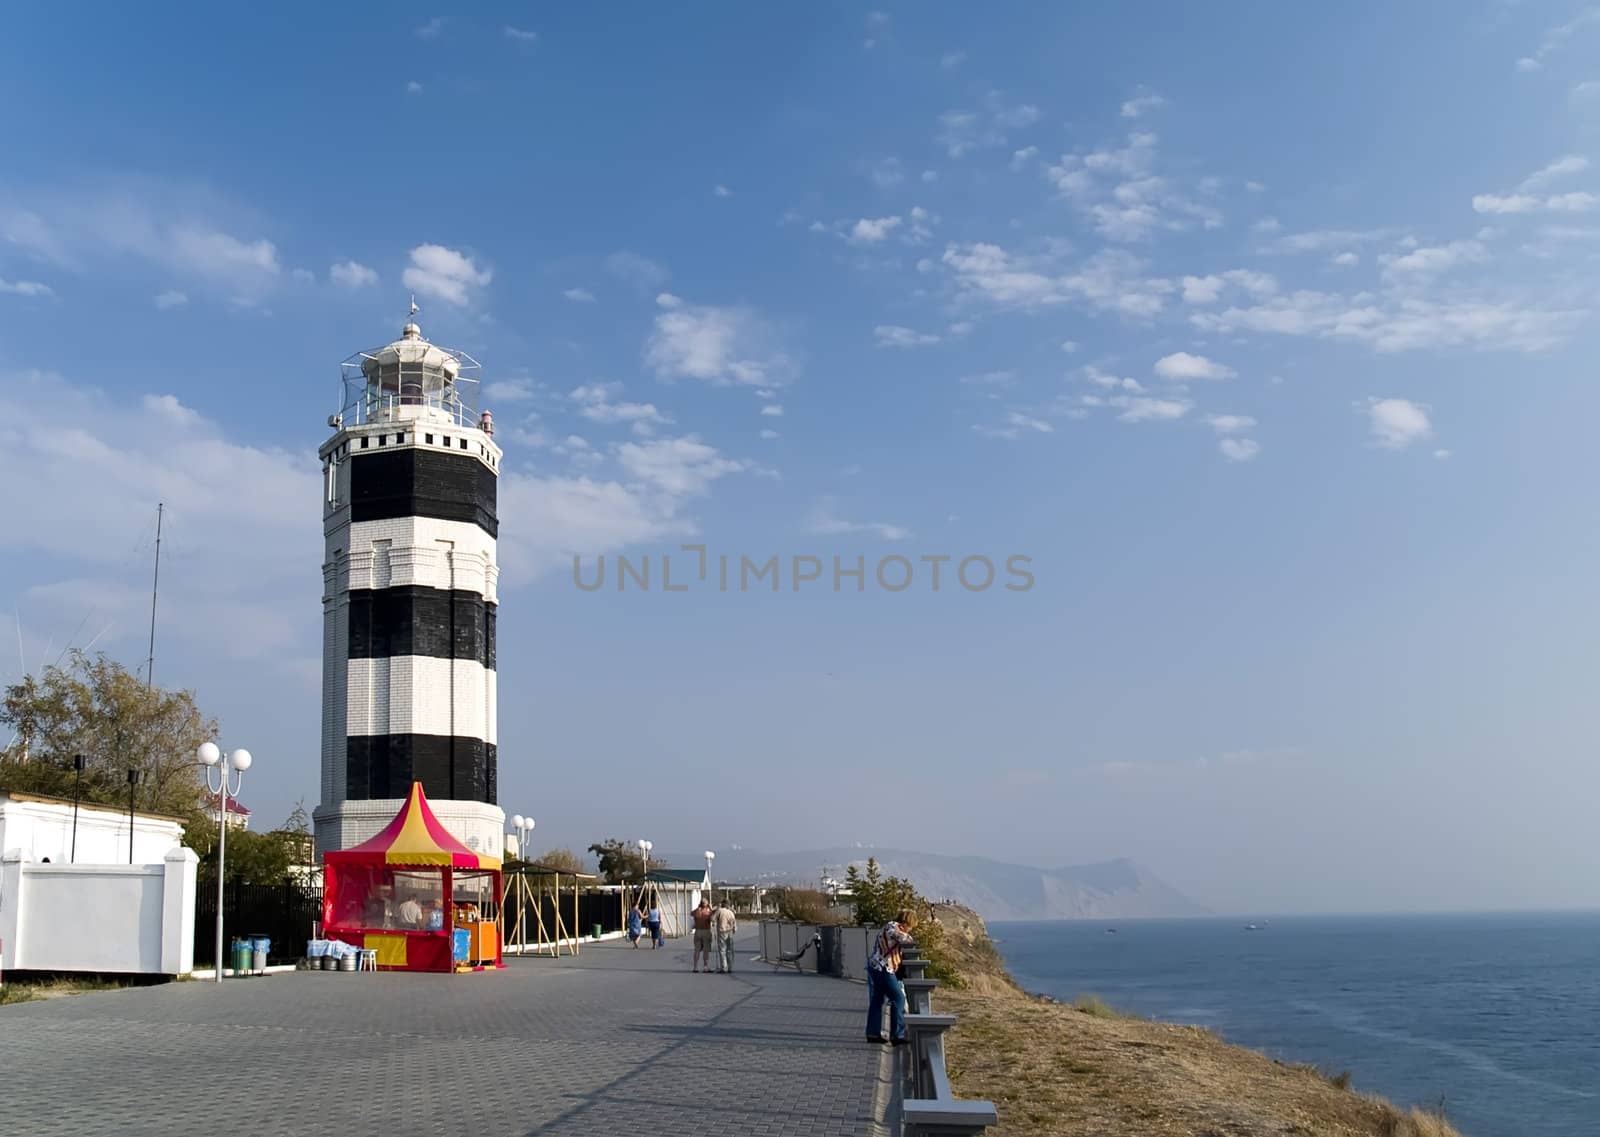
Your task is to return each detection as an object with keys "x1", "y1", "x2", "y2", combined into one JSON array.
[{"x1": 926, "y1": 905, "x2": 1462, "y2": 1137}]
